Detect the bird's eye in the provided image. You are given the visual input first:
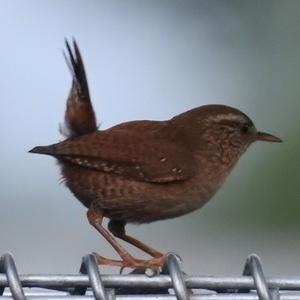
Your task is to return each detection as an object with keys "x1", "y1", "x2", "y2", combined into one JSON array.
[{"x1": 241, "y1": 123, "x2": 250, "y2": 133}]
